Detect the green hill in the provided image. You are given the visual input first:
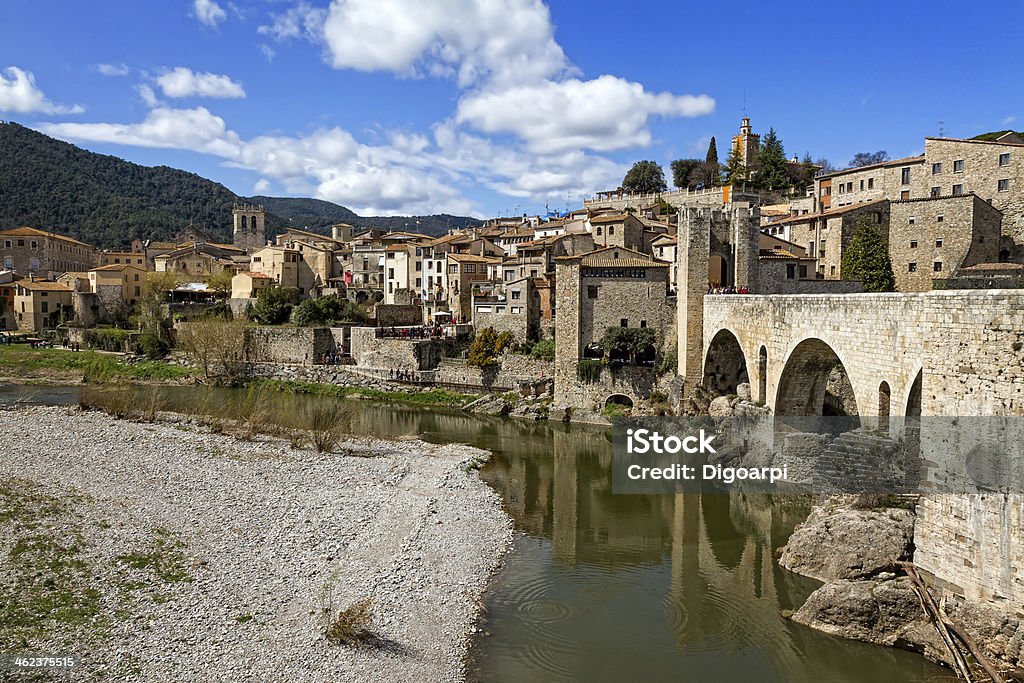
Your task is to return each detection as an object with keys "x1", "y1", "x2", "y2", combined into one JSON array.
[
  {"x1": 971, "y1": 129, "x2": 1024, "y2": 142},
  {"x1": 0, "y1": 122, "x2": 477, "y2": 248}
]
